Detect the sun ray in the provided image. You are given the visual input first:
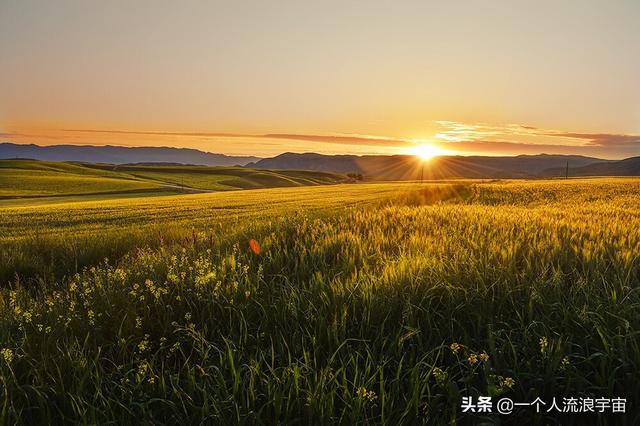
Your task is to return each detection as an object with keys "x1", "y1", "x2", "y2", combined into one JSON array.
[{"x1": 409, "y1": 144, "x2": 444, "y2": 160}]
